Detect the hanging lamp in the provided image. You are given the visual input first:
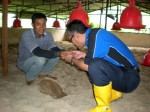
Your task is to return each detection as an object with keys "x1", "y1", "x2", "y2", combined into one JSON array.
[
  {"x1": 140, "y1": 50, "x2": 150, "y2": 66},
  {"x1": 67, "y1": 1, "x2": 90, "y2": 28},
  {"x1": 13, "y1": 16, "x2": 22, "y2": 28},
  {"x1": 52, "y1": 13, "x2": 60, "y2": 28},
  {"x1": 111, "y1": 21, "x2": 121, "y2": 30},
  {"x1": 120, "y1": 0, "x2": 145, "y2": 30},
  {"x1": 111, "y1": 5, "x2": 121, "y2": 30}
]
